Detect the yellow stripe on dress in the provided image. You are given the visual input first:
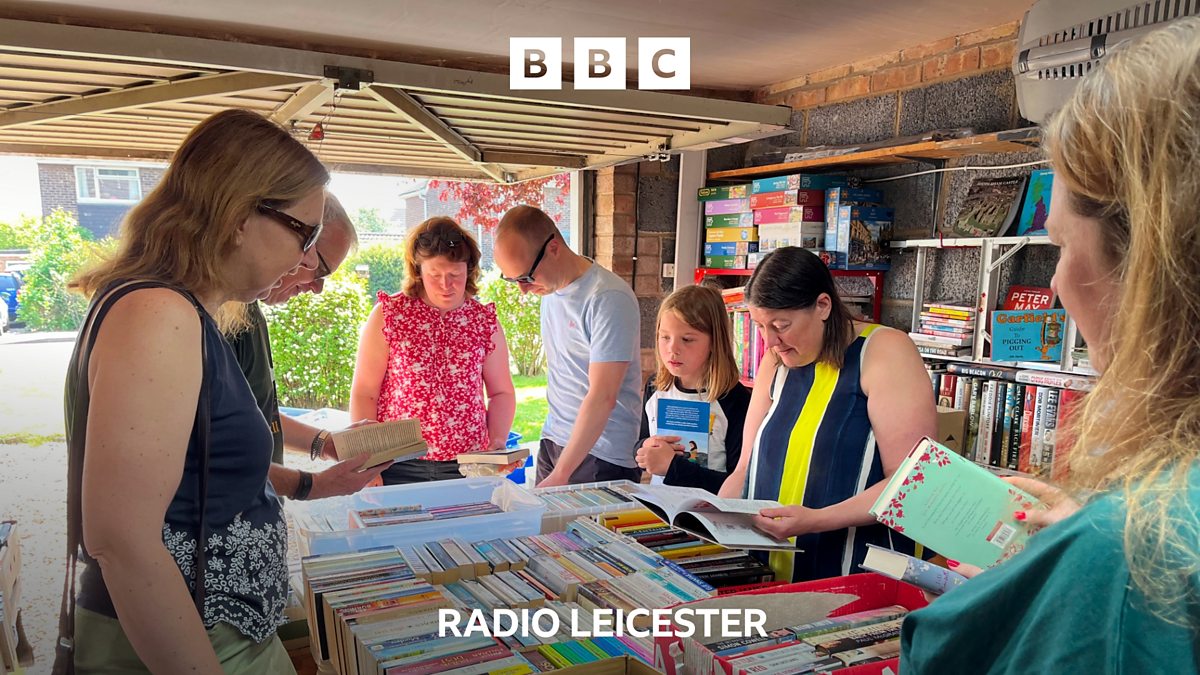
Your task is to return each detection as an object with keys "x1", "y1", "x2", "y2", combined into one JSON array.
[{"x1": 768, "y1": 359, "x2": 842, "y2": 581}]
